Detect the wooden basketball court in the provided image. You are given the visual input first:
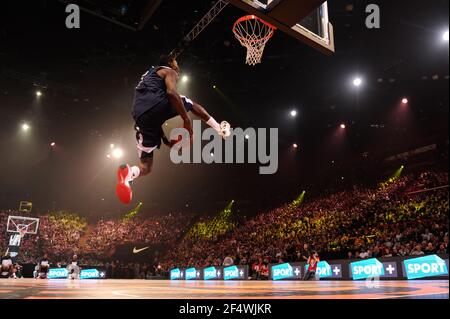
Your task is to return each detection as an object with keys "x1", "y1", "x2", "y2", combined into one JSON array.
[{"x1": 0, "y1": 279, "x2": 447, "y2": 299}]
